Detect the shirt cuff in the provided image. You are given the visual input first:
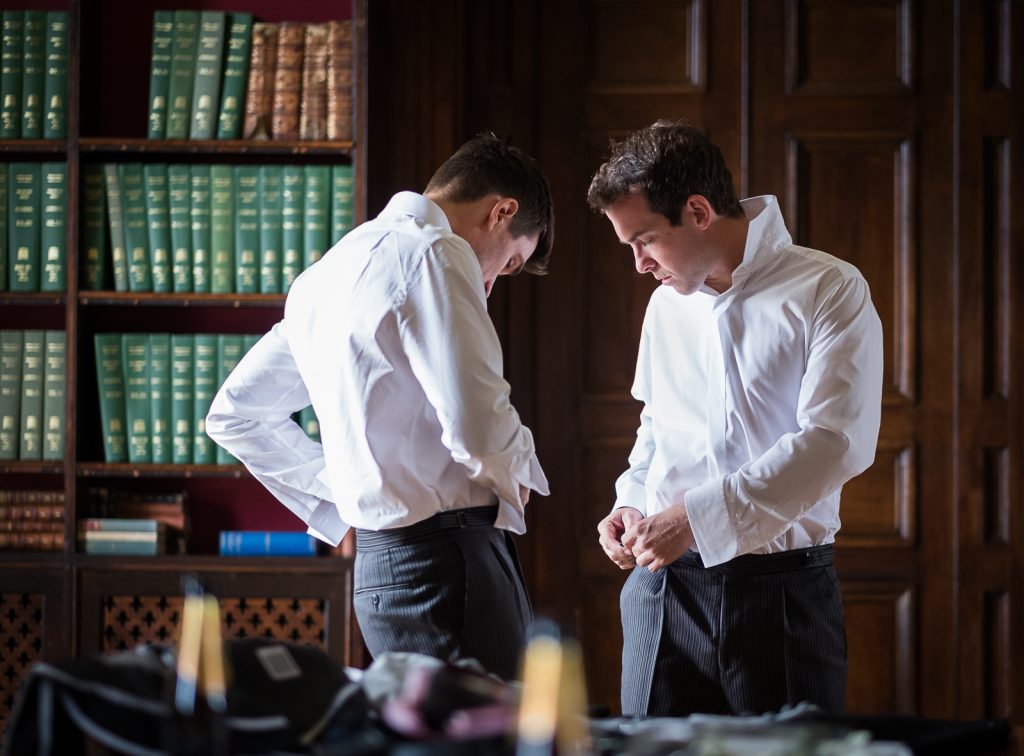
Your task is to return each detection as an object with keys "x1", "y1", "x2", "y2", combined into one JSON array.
[
  {"x1": 306, "y1": 498, "x2": 350, "y2": 547},
  {"x1": 684, "y1": 478, "x2": 737, "y2": 567},
  {"x1": 613, "y1": 478, "x2": 649, "y2": 517},
  {"x1": 494, "y1": 454, "x2": 549, "y2": 535}
]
